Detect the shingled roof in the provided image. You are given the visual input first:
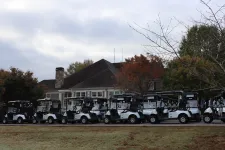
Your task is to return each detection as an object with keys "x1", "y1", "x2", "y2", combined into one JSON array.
[
  {"x1": 39, "y1": 79, "x2": 56, "y2": 91},
  {"x1": 39, "y1": 59, "x2": 120, "y2": 90}
]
